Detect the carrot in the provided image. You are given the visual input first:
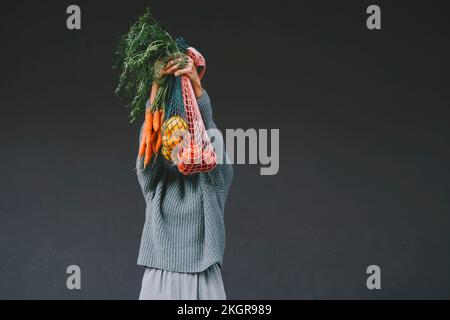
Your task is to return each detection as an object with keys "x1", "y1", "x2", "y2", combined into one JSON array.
[
  {"x1": 151, "y1": 131, "x2": 158, "y2": 153},
  {"x1": 153, "y1": 110, "x2": 160, "y2": 132},
  {"x1": 143, "y1": 109, "x2": 154, "y2": 167},
  {"x1": 139, "y1": 110, "x2": 153, "y2": 157},
  {"x1": 146, "y1": 109, "x2": 154, "y2": 134},
  {"x1": 154, "y1": 110, "x2": 164, "y2": 153},
  {"x1": 155, "y1": 129, "x2": 162, "y2": 152},
  {"x1": 138, "y1": 128, "x2": 146, "y2": 157},
  {"x1": 144, "y1": 132, "x2": 153, "y2": 168}
]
